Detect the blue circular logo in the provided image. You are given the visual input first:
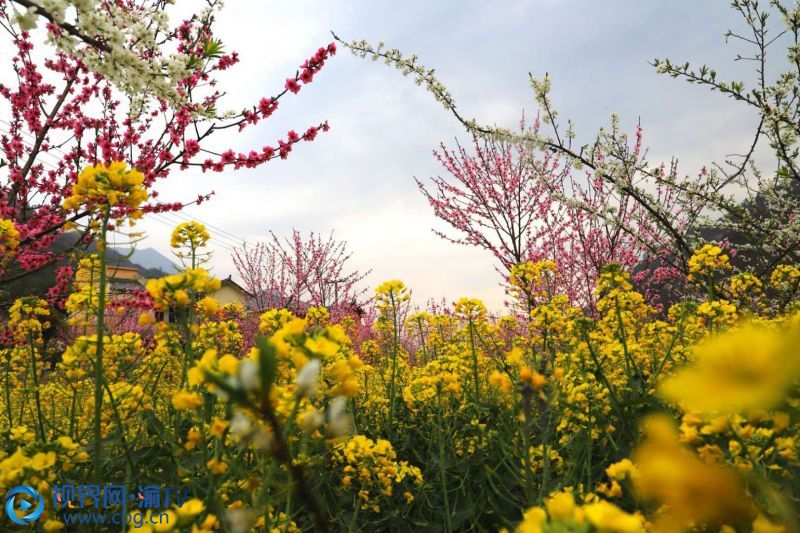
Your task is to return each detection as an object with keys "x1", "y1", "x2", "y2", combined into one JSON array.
[{"x1": 5, "y1": 485, "x2": 44, "y2": 525}]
